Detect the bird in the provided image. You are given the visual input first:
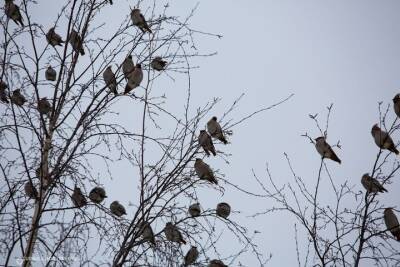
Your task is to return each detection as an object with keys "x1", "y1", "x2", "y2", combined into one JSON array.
[
  {"x1": 11, "y1": 89, "x2": 26, "y2": 107},
  {"x1": 208, "y1": 259, "x2": 228, "y2": 267},
  {"x1": 393, "y1": 94, "x2": 400, "y2": 118},
  {"x1": 103, "y1": 66, "x2": 118, "y2": 95},
  {"x1": 194, "y1": 158, "x2": 217, "y2": 184},
  {"x1": 188, "y1": 203, "x2": 201, "y2": 217},
  {"x1": 124, "y1": 64, "x2": 143, "y2": 94},
  {"x1": 0, "y1": 80, "x2": 9, "y2": 103},
  {"x1": 150, "y1": 57, "x2": 167, "y2": 71},
  {"x1": 216, "y1": 202, "x2": 231, "y2": 219},
  {"x1": 184, "y1": 246, "x2": 199, "y2": 266},
  {"x1": 45, "y1": 66, "x2": 57, "y2": 81},
  {"x1": 371, "y1": 124, "x2": 399, "y2": 154},
  {"x1": 122, "y1": 55, "x2": 135, "y2": 79},
  {"x1": 24, "y1": 181, "x2": 38, "y2": 200},
  {"x1": 37, "y1": 97, "x2": 51, "y2": 115},
  {"x1": 207, "y1": 117, "x2": 228, "y2": 144},
  {"x1": 384, "y1": 208, "x2": 400, "y2": 241},
  {"x1": 110, "y1": 201, "x2": 126, "y2": 217},
  {"x1": 140, "y1": 222, "x2": 156, "y2": 245},
  {"x1": 130, "y1": 9, "x2": 152, "y2": 33},
  {"x1": 46, "y1": 27, "x2": 64, "y2": 47},
  {"x1": 198, "y1": 130, "x2": 216, "y2": 156},
  {"x1": 164, "y1": 222, "x2": 186, "y2": 244},
  {"x1": 71, "y1": 187, "x2": 87, "y2": 208},
  {"x1": 5, "y1": 0, "x2": 24, "y2": 26},
  {"x1": 361, "y1": 173, "x2": 387, "y2": 193},
  {"x1": 89, "y1": 187, "x2": 107, "y2": 203},
  {"x1": 314, "y1": 136, "x2": 341, "y2": 164},
  {"x1": 69, "y1": 29, "x2": 85, "y2": 55}
]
